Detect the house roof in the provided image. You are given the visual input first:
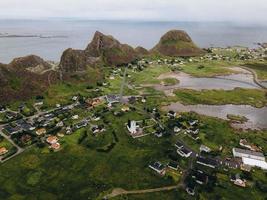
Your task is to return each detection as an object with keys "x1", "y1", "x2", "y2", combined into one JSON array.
[
  {"x1": 242, "y1": 157, "x2": 267, "y2": 170},
  {"x1": 197, "y1": 157, "x2": 217, "y2": 167},
  {"x1": 168, "y1": 161, "x2": 179, "y2": 169},
  {"x1": 175, "y1": 141, "x2": 184, "y2": 148},
  {"x1": 233, "y1": 148, "x2": 264, "y2": 158},
  {"x1": 46, "y1": 136, "x2": 58, "y2": 144},
  {"x1": 150, "y1": 161, "x2": 165, "y2": 171},
  {"x1": 0, "y1": 147, "x2": 8, "y2": 155},
  {"x1": 180, "y1": 147, "x2": 191, "y2": 155}
]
